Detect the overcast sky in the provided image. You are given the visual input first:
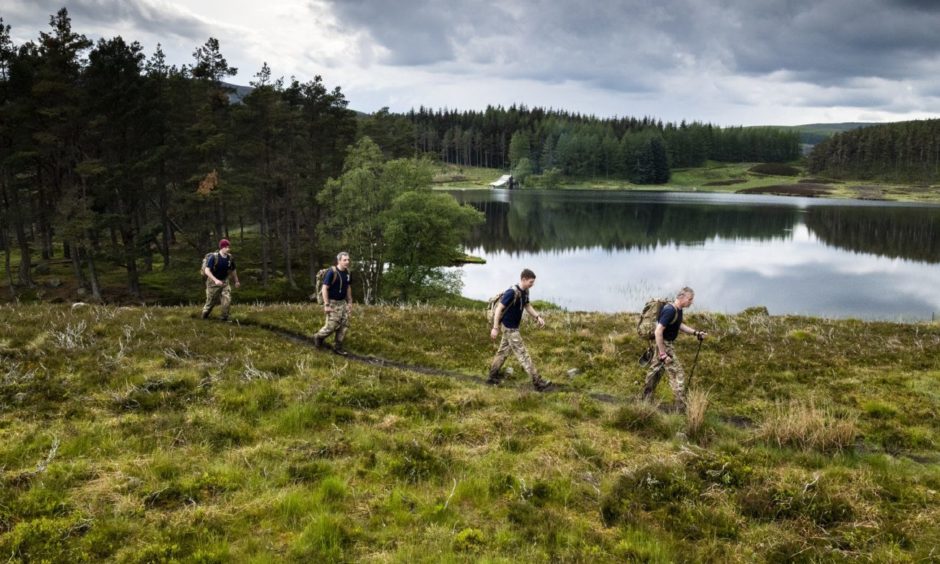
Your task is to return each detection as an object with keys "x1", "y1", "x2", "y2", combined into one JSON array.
[{"x1": 4, "y1": 0, "x2": 940, "y2": 126}]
